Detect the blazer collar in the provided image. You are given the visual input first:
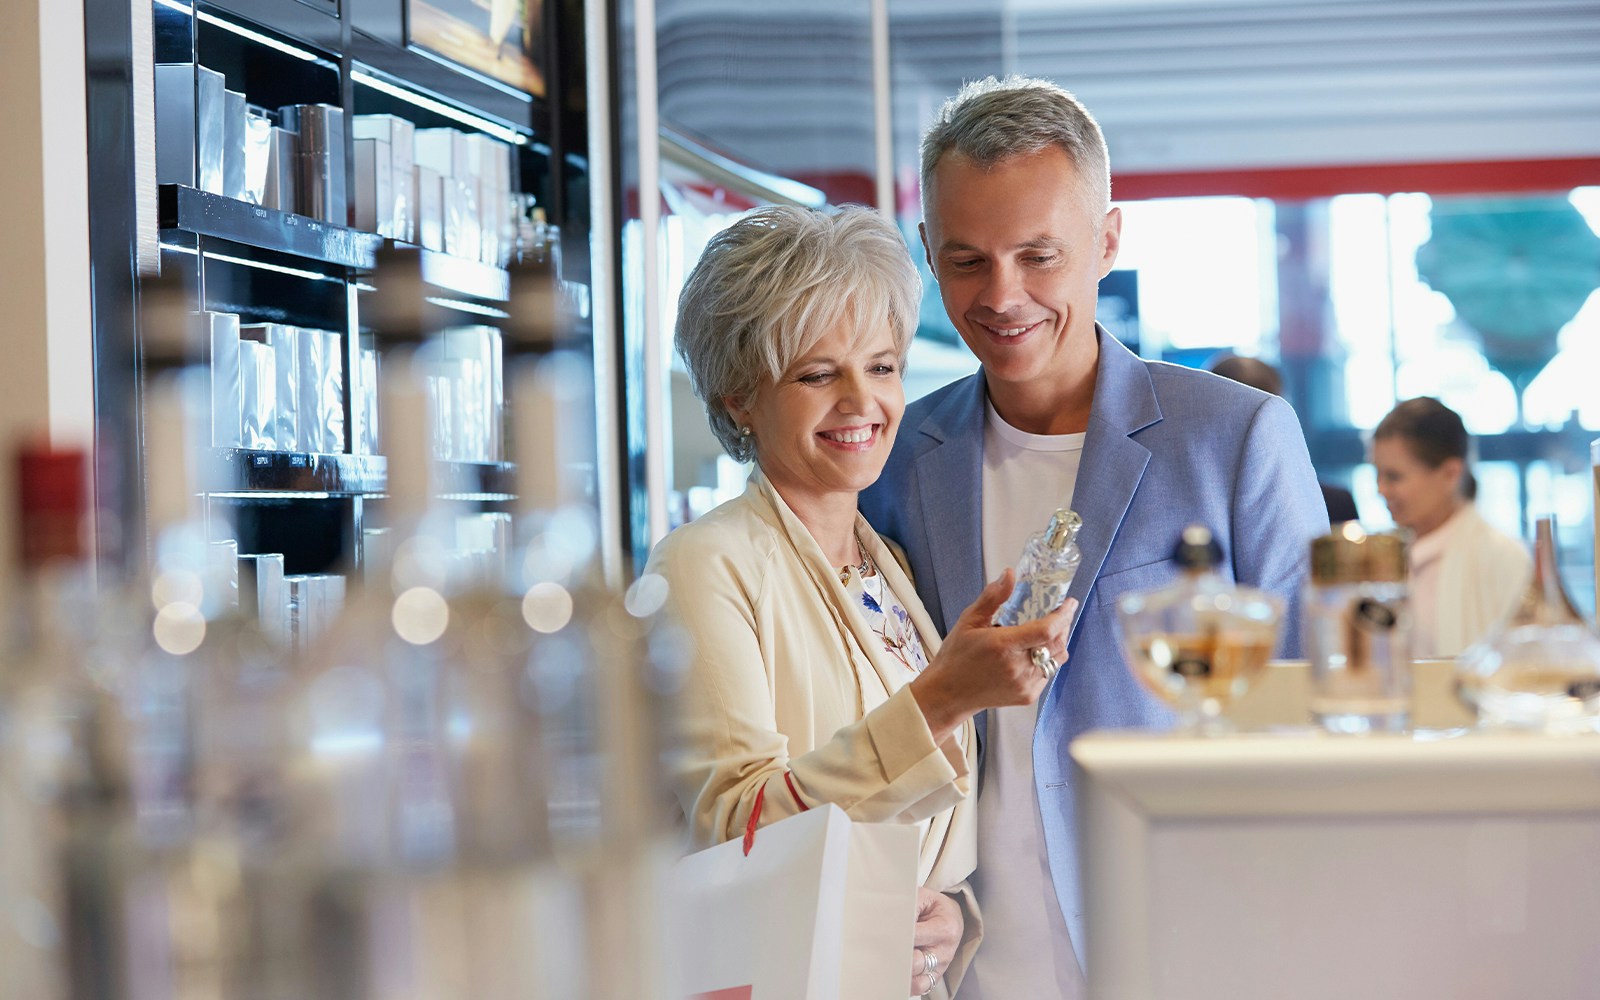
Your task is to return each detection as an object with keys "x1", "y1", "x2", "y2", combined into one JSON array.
[
  {"x1": 747, "y1": 469, "x2": 929, "y2": 708},
  {"x1": 907, "y1": 328, "x2": 1163, "y2": 640},
  {"x1": 1065, "y1": 330, "x2": 1160, "y2": 631}
]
